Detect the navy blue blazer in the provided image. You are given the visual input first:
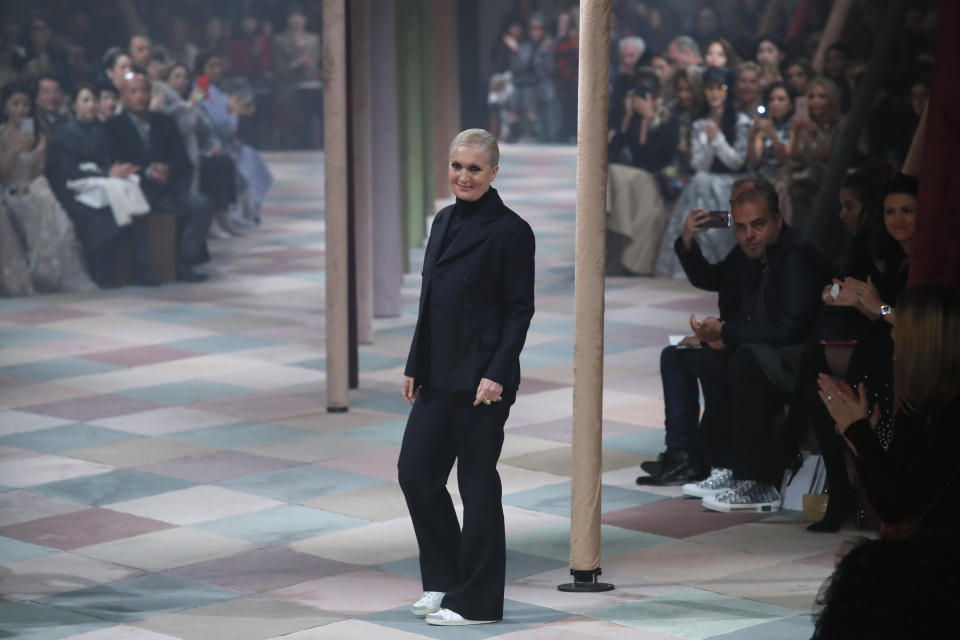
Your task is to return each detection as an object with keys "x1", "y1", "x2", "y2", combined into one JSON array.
[{"x1": 404, "y1": 187, "x2": 535, "y2": 392}]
